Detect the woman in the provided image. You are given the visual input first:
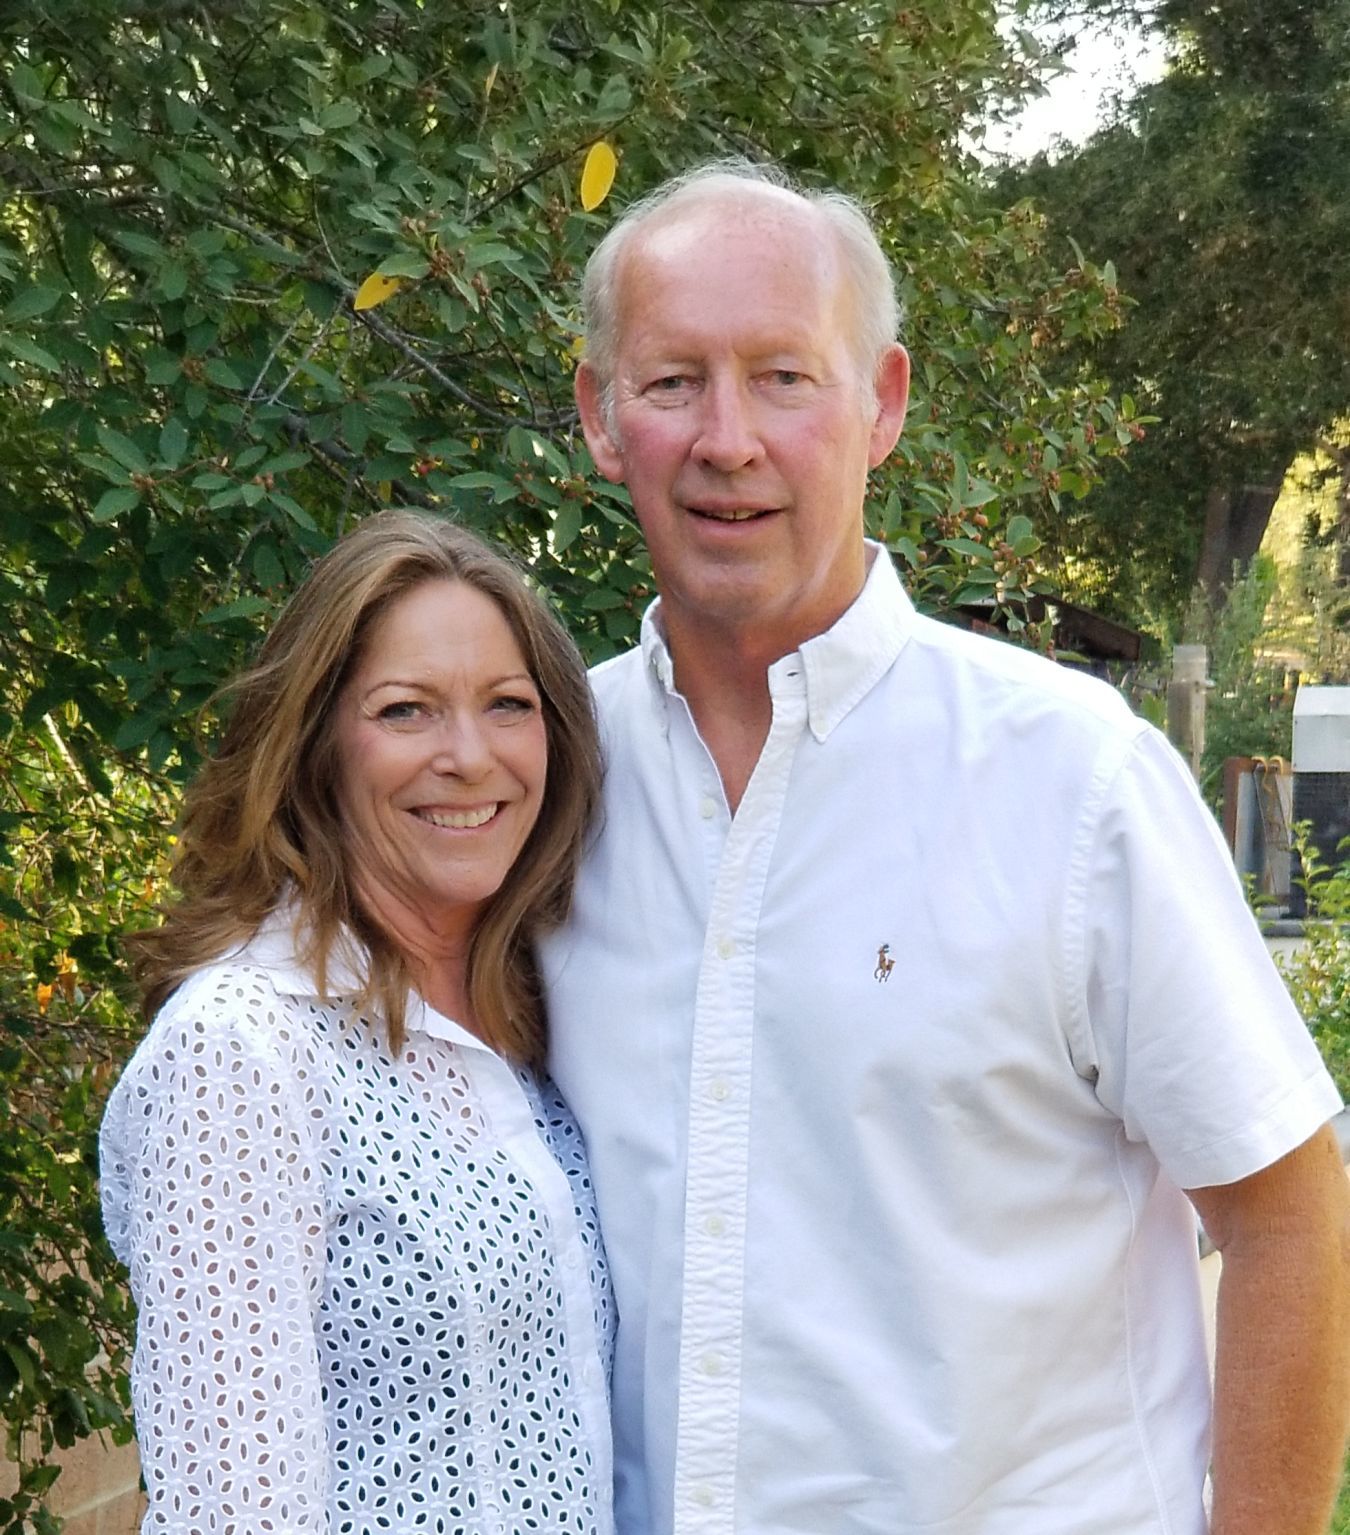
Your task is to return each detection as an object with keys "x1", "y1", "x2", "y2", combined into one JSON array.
[{"x1": 100, "y1": 511, "x2": 613, "y2": 1534}]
